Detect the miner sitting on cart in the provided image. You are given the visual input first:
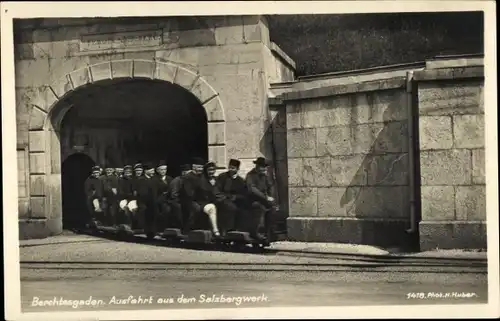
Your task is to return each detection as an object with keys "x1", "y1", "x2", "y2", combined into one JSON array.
[
  {"x1": 151, "y1": 160, "x2": 174, "y2": 231},
  {"x1": 126, "y1": 163, "x2": 148, "y2": 230},
  {"x1": 165, "y1": 163, "x2": 191, "y2": 231},
  {"x1": 244, "y1": 157, "x2": 277, "y2": 241},
  {"x1": 100, "y1": 165, "x2": 119, "y2": 227},
  {"x1": 216, "y1": 158, "x2": 248, "y2": 234},
  {"x1": 180, "y1": 158, "x2": 224, "y2": 237},
  {"x1": 117, "y1": 165, "x2": 136, "y2": 232}
]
